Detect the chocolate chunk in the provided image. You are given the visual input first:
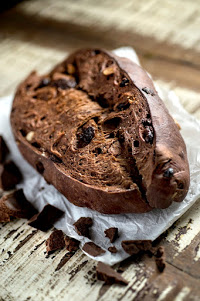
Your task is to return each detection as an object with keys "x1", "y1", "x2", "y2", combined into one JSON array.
[
  {"x1": 73, "y1": 217, "x2": 93, "y2": 238},
  {"x1": 37, "y1": 78, "x2": 50, "y2": 89},
  {"x1": 121, "y1": 240, "x2": 152, "y2": 255},
  {"x1": 83, "y1": 242, "x2": 105, "y2": 257},
  {"x1": 46, "y1": 230, "x2": 65, "y2": 254},
  {"x1": 163, "y1": 168, "x2": 174, "y2": 178},
  {"x1": 77, "y1": 127, "x2": 95, "y2": 148},
  {"x1": 154, "y1": 246, "x2": 166, "y2": 272},
  {"x1": 64, "y1": 236, "x2": 79, "y2": 252},
  {"x1": 142, "y1": 87, "x2": 155, "y2": 96},
  {"x1": 96, "y1": 262, "x2": 128, "y2": 285},
  {"x1": 119, "y1": 78, "x2": 129, "y2": 87},
  {"x1": 108, "y1": 246, "x2": 118, "y2": 253},
  {"x1": 0, "y1": 189, "x2": 37, "y2": 220},
  {"x1": 134, "y1": 140, "x2": 139, "y2": 147},
  {"x1": 104, "y1": 227, "x2": 119, "y2": 243},
  {"x1": 0, "y1": 136, "x2": 9, "y2": 163},
  {"x1": 51, "y1": 77, "x2": 76, "y2": 89},
  {"x1": 0, "y1": 161, "x2": 22, "y2": 191},
  {"x1": 143, "y1": 126, "x2": 154, "y2": 144},
  {"x1": 155, "y1": 246, "x2": 165, "y2": 258},
  {"x1": 116, "y1": 102, "x2": 130, "y2": 111},
  {"x1": 155, "y1": 257, "x2": 166, "y2": 272},
  {"x1": 28, "y1": 204, "x2": 64, "y2": 231}
]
